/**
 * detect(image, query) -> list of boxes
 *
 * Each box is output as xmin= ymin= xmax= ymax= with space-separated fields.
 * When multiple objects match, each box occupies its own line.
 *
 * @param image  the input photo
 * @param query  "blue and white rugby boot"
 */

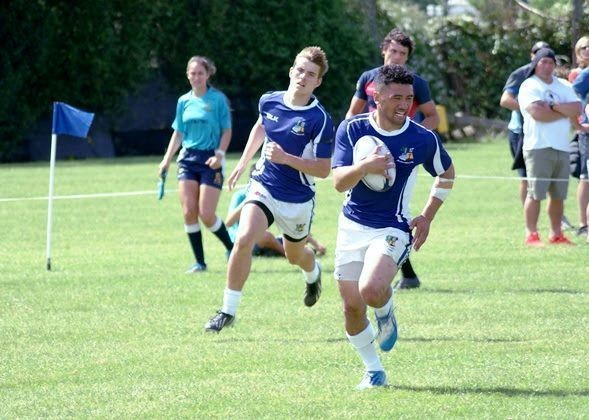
xmin=356 ymin=370 xmax=388 ymax=390
xmin=375 ymin=307 xmax=398 ymax=352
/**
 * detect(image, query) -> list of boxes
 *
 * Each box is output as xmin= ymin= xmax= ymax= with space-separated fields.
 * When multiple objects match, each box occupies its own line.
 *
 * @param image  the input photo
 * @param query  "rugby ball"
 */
xmin=353 ymin=135 xmax=395 ymax=192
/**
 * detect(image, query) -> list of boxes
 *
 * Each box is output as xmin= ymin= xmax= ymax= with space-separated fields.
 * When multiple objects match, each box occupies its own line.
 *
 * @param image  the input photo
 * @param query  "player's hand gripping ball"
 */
xmin=353 ymin=135 xmax=396 ymax=192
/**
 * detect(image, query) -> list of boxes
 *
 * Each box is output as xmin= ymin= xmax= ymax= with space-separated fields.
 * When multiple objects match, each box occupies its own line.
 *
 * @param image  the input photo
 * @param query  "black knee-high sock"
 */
xmin=212 ymin=222 xmax=234 ymax=251
xmin=187 ymin=231 xmax=205 ymax=265
xmin=400 ymin=258 xmax=417 ymax=278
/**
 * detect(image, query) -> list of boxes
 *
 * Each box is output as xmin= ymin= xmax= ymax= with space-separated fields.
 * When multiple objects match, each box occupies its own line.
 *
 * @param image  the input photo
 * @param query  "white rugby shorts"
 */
xmin=245 ymin=179 xmax=314 ymax=241
xmin=334 ymin=213 xmax=411 ymax=281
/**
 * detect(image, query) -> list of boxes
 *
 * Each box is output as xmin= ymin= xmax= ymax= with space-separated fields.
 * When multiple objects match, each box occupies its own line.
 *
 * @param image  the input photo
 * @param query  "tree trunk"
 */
xmin=572 ymin=0 xmax=584 ymax=66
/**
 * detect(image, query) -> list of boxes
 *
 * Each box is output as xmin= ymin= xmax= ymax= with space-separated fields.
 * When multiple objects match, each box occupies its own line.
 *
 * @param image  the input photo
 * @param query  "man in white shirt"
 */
xmin=518 ymin=48 xmax=581 ymax=246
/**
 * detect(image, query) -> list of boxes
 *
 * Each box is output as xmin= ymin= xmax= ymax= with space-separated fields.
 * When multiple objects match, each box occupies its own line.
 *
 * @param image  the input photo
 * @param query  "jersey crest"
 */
xmin=291 ymin=118 xmax=306 ymax=135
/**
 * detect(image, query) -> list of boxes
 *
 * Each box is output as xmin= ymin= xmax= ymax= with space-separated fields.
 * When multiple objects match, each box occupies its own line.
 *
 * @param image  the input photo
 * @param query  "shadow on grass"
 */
xmin=209 ymin=335 xmax=527 ymax=345
xmin=401 ymin=336 xmax=528 ymax=343
xmin=419 ymin=288 xmax=585 ymax=295
xmin=391 ymin=384 xmax=589 ymax=398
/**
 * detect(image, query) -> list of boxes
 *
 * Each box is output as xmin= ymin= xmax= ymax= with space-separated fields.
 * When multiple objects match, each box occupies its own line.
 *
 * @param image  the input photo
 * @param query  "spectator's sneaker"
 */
xmin=561 ymin=215 xmax=574 ymax=231
xmin=525 ymin=232 xmax=544 ymax=247
xmin=186 ymin=262 xmax=207 ymax=273
xmin=394 ymin=276 xmax=421 ymax=289
xmin=375 ymin=307 xmax=398 ymax=352
xmin=356 ymin=370 xmax=388 ymax=390
xmin=576 ymin=225 xmax=588 ymax=236
xmin=548 ymin=233 xmax=575 ymax=246
xmin=204 ymin=310 xmax=234 ymax=333
xmin=304 ymin=262 xmax=322 ymax=307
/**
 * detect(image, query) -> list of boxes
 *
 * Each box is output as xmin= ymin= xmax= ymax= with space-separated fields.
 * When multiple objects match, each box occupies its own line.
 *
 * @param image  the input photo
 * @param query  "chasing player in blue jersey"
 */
xmin=158 ymin=56 xmax=234 ymax=273
xmin=332 ymin=64 xmax=455 ymax=389
xmin=205 ymin=46 xmax=334 ymax=333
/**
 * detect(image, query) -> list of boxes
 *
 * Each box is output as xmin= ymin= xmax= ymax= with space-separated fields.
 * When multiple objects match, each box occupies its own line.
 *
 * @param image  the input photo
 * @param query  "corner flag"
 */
xmin=52 ymin=102 xmax=94 ymax=138
xmin=46 ymin=102 xmax=95 ymax=271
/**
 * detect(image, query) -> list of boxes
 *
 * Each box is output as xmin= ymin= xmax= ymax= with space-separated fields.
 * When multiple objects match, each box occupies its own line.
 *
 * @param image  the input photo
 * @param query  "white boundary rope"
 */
xmin=0 ymin=174 xmax=579 ymax=204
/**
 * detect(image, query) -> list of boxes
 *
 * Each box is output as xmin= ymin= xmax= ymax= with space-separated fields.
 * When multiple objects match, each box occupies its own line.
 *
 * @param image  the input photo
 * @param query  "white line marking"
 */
xmin=0 ymin=174 xmax=573 ymax=203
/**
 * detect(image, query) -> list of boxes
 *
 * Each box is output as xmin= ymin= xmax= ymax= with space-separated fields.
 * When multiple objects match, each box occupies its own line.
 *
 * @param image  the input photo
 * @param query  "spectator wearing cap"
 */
xmin=518 ymin=48 xmax=582 ymax=246
xmin=500 ymin=41 xmax=550 ymax=204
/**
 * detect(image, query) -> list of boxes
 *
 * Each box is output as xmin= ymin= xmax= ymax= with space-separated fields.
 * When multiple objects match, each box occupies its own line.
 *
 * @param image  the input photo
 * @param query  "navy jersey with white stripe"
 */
xmin=332 ymin=113 xmax=452 ymax=231
xmin=252 ymin=91 xmax=334 ymax=203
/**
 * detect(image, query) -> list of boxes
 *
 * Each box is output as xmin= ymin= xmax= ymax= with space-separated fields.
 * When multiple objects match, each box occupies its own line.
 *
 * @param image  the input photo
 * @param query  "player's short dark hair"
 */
xmin=380 ymin=28 xmax=414 ymax=57
xmin=375 ymin=64 xmax=414 ymax=88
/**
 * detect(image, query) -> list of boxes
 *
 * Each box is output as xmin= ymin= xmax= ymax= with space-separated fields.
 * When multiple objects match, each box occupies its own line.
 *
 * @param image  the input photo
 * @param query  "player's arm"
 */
xmin=333 ymin=146 xmax=393 ymax=192
xmin=158 ymin=130 xmax=182 ymax=176
xmin=551 ymin=101 xmax=582 ymax=119
xmin=526 ymin=101 xmax=578 ymax=122
xmin=345 ymin=96 xmax=367 ymax=119
xmin=499 ymin=90 xmax=519 ymax=111
xmin=417 ymin=100 xmax=440 ymax=130
xmin=227 ymin=118 xmax=265 ymax=190
xmin=206 ymin=128 xmax=232 ymax=169
xmin=410 ymin=163 xmax=455 ymax=251
xmin=265 ymin=143 xmax=331 ymax=178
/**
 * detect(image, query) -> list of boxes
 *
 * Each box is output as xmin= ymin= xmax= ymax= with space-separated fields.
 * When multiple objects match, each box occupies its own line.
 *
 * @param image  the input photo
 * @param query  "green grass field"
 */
xmin=1 ymin=139 xmax=588 ymax=418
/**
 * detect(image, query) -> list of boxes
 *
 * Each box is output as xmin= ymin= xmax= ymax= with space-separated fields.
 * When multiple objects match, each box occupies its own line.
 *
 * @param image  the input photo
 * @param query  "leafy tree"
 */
xmin=0 ymin=0 xmax=374 ymax=161
xmin=0 ymin=0 xmax=165 ymax=161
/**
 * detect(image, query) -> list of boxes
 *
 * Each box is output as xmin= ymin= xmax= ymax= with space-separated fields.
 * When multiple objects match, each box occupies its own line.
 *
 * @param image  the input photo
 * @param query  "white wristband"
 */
xmin=215 ymin=149 xmax=225 ymax=157
xmin=430 ymin=186 xmax=451 ymax=202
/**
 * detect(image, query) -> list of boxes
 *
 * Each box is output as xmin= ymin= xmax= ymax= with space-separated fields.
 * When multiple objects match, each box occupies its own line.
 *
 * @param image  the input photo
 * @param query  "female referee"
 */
xmin=158 ymin=56 xmax=233 ymax=273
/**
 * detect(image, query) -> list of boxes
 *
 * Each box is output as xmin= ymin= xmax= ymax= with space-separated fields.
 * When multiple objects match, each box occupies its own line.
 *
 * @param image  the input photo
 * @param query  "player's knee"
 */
xmin=182 ymin=205 xmax=198 ymax=221
xmin=358 ymin=284 xmax=384 ymax=307
xmin=199 ymin=212 xmax=216 ymax=227
xmin=234 ymin=234 xmax=256 ymax=252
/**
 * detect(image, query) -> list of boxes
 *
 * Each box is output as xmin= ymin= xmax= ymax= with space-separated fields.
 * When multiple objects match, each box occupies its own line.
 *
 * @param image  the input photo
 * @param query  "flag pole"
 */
xmin=46 ymin=133 xmax=57 ymax=271
xmin=46 ymin=102 xmax=94 ymax=270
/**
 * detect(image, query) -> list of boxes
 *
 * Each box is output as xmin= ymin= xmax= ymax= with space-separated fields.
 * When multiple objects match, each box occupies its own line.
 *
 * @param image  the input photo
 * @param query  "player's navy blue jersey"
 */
xmin=353 ymin=67 xmax=432 ymax=121
xmin=251 ymin=91 xmax=334 ymax=203
xmin=332 ymin=113 xmax=452 ymax=231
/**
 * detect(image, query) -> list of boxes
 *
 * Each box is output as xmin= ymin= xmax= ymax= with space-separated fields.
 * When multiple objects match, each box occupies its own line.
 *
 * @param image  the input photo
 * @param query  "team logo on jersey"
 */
xmin=204 ymin=102 xmax=212 ymax=112
xmin=385 ymin=235 xmax=398 ymax=248
xmin=398 ymin=147 xmax=414 ymax=162
xmin=265 ymin=112 xmax=279 ymax=122
xmin=295 ymin=223 xmax=306 ymax=233
xmin=291 ymin=118 xmax=306 ymax=135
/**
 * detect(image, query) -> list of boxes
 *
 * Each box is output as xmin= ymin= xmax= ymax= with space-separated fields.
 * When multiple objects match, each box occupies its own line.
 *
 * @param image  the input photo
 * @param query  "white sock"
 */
xmin=221 ymin=288 xmax=242 ymax=316
xmin=208 ymin=216 xmax=222 ymax=232
xmin=303 ymin=260 xmax=320 ymax=284
xmin=184 ymin=223 xmax=200 ymax=233
xmin=347 ymin=323 xmax=382 ymax=372
xmin=373 ymin=294 xmax=393 ymax=319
